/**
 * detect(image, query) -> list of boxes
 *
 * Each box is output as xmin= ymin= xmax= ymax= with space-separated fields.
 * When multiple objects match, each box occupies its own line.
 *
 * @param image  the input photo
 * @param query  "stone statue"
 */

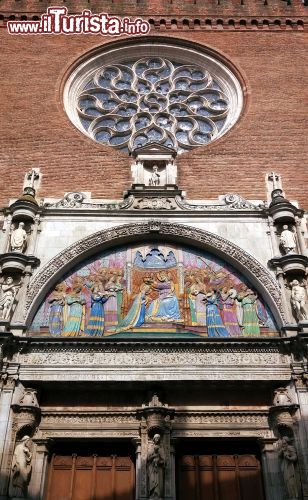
xmin=0 ymin=276 xmax=19 ymax=320
xmin=273 ymin=387 xmax=293 ymax=406
xmin=25 ymin=168 xmax=40 ymax=190
xmin=19 ymin=388 xmax=39 ymax=407
xmin=278 ymin=436 xmax=299 ymax=499
xmin=12 ymin=436 xmax=33 ymax=492
xmin=290 ymin=280 xmax=307 ymax=321
xmin=10 ymin=222 xmax=27 ymax=253
xmin=147 ymin=434 xmax=165 ymax=500
xmin=149 ymin=165 xmax=160 ymax=186
xmin=280 ymin=225 xmax=297 ymax=254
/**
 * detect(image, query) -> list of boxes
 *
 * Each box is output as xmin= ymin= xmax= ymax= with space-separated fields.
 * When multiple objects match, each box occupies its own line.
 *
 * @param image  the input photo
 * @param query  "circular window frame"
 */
xmin=63 ymin=40 xmax=244 ymax=154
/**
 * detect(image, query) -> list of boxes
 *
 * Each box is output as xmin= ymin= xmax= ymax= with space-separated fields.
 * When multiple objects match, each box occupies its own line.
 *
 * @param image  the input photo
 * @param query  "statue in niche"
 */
xmin=0 ymin=276 xmax=20 ymax=320
xmin=273 ymin=387 xmax=293 ymax=406
xmin=278 ymin=436 xmax=299 ymax=499
xmin=280 ymin=225 xmax=297 ymax=254
xmin=147 ymin=434 xmax=165 ymax=500
xmin=290 ymin=280 xmax=307 ymax=321
xmin=149 ymin=165 xmax=161 ymax=186
xmin=10 ymin=222 xmax=27 ymax=253
xmin=12 ymin=436 xmax=33 ymax=493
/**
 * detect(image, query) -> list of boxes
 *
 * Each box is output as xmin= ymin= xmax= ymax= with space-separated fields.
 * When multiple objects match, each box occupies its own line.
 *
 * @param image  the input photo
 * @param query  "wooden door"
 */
xmin=46 ymin=453 xmax=135 ymax=500
xmin=178 ymin=454 xmax=264 ymax=500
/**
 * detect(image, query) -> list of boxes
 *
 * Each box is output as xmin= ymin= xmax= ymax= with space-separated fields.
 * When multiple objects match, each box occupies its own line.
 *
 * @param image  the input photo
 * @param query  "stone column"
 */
xmin=276 ymin=268 xmax=293 ymax=325
xmin=132 ymin=438 xmax=142 ymax=500
xmin=169 ymin=440 xmax=176 ymax=500
xmin=268 ymin=216 xmax=280 ymax=256
xmin=259 ymin=438 xmax=285 ymax=500
xmin=0 ymin=214 xmax=12 ymax=254
xmin=27 ymin=214 xmax=40 ymax=255
xmin=295 ymin=216 xmax=307 ymax=256
xmin=137 ymin=394 xmax=175 ymax=500
xmin=28 ymin=439 xmax=51 ymax=500
xmin=0 ymin=375 xmax=18 ymax=500
xmin=294 ymin=380 xmax=308 ymax=499
xmin=139 ymin=419 xmax=148 ymax=500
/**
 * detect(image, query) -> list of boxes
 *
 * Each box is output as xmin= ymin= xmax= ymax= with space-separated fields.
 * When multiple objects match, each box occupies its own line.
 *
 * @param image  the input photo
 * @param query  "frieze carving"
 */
xmin=24 ymin=222 xmax=284 ymax=323
xmin=20 ymin=349 xmax=288 ymax=367
xmin=42 ymin=412 xmax=137 ymax=425
xmin=172 ymin=429 xmax=273 ymax=438
xmin=174 ymin=412 xmax=268 ymax=425
xmin=134 ymin=197 xmax=177 ymax=210
xmin=39 ymin=430 xmax=138 ymax=439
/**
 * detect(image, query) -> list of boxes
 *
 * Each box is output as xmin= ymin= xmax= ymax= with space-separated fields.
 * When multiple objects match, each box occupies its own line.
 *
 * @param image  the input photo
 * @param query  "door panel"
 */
xmin=46 ymin=453 xmax=135 ymax=500
xmin=178 ymin=453 xmax=264 ymax=500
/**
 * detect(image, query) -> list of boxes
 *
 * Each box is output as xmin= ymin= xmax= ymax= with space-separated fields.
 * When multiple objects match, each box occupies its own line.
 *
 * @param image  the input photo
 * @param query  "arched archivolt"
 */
xmin=25 ymin=222 xmax=284 ymax=327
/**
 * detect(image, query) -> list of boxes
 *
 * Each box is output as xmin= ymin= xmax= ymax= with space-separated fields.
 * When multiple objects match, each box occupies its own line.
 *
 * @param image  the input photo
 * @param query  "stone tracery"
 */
xmin=76 ymin=57 xmax=231 ymax=153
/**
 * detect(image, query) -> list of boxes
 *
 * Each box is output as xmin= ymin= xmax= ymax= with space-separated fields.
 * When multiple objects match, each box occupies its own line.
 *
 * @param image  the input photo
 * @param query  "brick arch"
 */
xmin=25 ymin=222 xmax=284 ymax=327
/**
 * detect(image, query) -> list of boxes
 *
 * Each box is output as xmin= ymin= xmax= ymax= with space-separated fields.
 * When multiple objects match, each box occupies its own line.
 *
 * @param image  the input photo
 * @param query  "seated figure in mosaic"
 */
xmin=48 ymin=283 xmax=67 ymax=335
xmin=62 ymin=281 xmax=86 ymax=336
xmin=146 ymin=271 xmax=181 ymax=322
xmin=204 ymin=289 xmax=229 ymax=337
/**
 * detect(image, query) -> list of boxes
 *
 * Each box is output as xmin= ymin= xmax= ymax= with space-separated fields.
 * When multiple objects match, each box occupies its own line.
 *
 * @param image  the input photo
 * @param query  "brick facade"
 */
xmin=0 ymin=0 xmax=307 ymax=207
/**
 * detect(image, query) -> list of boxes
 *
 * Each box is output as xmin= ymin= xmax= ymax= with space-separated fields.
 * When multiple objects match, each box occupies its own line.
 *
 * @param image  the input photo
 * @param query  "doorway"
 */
xmin=176 ymin=439 xmax=265 ymax=500
xmin=45 ymin=441 xmax=135 ymax=500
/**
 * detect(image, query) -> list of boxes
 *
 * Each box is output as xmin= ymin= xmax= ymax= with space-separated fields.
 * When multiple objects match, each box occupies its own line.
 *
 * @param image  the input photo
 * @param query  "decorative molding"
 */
xmin=42 ymin=412 xmax=138 ymax=425
xmin=44 ymin=192 xmax=135 ymax=210
xmin=172 ymin=429 xmax=273 ymax=438
xmin=24 ymin=222 xmax=284 ymax=324
xmin=19 ymin=349 xmax=288 ymax=367
xmin=175 ymin=193 xmax=262 ymax=211
xmin=134 ymin=197 xmax=177 ymax=210
xmin=39 ymin=430 xmax=138 ymax=439
xmin=174 ymin=411 xmax=269 ymax=425
xmin=42 ymin=192 xmax=264 ymax=212
xmin=0 ymin=16 xmax=306 ymax=32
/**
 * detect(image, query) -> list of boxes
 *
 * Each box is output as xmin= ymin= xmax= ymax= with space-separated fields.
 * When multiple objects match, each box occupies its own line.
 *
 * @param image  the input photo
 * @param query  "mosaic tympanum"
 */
xmin=30 ymin=244 xmax=278 ymax=338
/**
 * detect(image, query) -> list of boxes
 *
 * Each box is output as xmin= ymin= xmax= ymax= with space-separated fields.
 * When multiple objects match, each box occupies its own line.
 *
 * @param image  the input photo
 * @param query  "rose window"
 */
xmin=64 ymin=44 xmax=243 ymax=154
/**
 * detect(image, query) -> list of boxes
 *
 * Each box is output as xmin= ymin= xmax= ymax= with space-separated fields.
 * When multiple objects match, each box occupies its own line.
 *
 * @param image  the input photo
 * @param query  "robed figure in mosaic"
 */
xmin=62 ymin=282 xmax=86 ymax=336
xmin=48 ymin=283 xmax=66 ymax=335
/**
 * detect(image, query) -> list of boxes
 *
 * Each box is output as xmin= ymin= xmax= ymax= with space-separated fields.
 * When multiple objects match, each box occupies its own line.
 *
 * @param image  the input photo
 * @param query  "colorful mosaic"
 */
xmin=30 ymin=244 xmax=278 ymax=338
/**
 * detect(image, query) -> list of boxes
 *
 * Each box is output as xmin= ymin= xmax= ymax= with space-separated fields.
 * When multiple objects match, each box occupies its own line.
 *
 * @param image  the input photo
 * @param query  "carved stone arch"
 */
xmin=24 ymin=222 xmax=284 ymax=327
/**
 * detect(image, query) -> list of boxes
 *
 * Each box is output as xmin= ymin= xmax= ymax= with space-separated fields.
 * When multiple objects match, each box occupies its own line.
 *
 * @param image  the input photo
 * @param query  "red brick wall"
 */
xmin=0 ymin=2 xmax=307 ymax=208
